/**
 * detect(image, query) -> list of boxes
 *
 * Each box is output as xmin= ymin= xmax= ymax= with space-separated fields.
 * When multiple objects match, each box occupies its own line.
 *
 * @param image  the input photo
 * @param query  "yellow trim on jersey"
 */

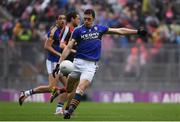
xmin=49 ymin=26 xmax=58 ymax=39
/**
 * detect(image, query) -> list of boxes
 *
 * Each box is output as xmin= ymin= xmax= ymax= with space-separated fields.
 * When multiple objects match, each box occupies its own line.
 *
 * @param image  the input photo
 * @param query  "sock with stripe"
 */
xmin=24 ymin=89 xmax=34 ymax=96
xmin=68 ymin=93 xmax=82 ymax=114
xmin=57 ymin=102 xmax=64 ymax=108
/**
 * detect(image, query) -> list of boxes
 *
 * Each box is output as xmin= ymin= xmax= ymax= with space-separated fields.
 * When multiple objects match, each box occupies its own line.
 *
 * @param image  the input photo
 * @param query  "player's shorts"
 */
xmin=69 ymin=58 xmax=98 ymax=83
xmin=46 ymin=59 xmax=58 ymax=74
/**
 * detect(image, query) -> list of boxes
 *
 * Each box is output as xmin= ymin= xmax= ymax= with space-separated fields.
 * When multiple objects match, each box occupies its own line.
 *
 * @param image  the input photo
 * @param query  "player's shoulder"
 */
xmin=50 ymin=25 xmax=59 ymax=33
xmin=52 ymin=25 xmax=59 ymax=31
xmin=94 ymin=24 xmax=109 ymax=33
xmin=63 ymin=25 xmax=70 ymax=32
xmin=95 ymin=24 xmax=108 ymax=29
xmin=73 ymin=25 xmax=83 ymax=33
xmin=47 ymin=25 xmax=59 ymax=38
xmin=74 ymin=25 xmax=83 ymax=30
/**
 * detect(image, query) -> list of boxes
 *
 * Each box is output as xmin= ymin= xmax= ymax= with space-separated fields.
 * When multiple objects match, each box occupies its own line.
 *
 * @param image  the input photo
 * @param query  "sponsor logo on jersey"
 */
xmin=81 ymin=32 xmax=100 ymax=40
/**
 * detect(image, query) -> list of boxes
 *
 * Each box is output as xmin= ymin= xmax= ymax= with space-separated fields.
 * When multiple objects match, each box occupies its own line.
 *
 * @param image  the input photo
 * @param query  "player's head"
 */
xmin=83 ymin=9 xmax=95 ymax=27
xmin=56 ymin=14 xmax=66 ymax=28
xmin=66 ymin=11 xmax=80 ymax=27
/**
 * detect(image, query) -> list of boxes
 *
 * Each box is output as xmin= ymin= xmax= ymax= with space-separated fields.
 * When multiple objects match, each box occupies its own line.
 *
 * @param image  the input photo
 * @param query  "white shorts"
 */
xmin=46 ymin=59 xmax=58 ymax=74
xmin=71 ymin=58 xmax=98 ymax=82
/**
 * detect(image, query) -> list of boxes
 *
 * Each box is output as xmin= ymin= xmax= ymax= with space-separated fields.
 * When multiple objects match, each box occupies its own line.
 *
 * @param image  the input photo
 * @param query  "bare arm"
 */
xmin=60 ymin=42 xmax=76 ymax=53
xmin=58 ymin=38 xmax=76 ymax=63
xmin=106 ymin=28 xmax=138 ymax=35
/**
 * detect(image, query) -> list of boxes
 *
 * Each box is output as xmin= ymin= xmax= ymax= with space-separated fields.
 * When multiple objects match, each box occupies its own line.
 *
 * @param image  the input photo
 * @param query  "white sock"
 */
xmin=24 ymin=89 xmax=33 ymax=96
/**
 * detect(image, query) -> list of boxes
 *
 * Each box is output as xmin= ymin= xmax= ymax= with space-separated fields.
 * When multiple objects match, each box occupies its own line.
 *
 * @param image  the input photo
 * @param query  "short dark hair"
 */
xmin=84 ymin=9 xmax=95 ymax=18
xmin=66 ymin=11 xmax=78 ymax=22
xmin=55 ymin=12 xmax=65 ymax=20
xmin=55 ymin=15 xmax=60 ymax=20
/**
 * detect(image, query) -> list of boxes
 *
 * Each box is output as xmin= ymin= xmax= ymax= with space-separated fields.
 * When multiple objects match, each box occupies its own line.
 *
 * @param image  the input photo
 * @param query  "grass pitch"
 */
xmin=0 ymin=101 xmax=180 ymax=121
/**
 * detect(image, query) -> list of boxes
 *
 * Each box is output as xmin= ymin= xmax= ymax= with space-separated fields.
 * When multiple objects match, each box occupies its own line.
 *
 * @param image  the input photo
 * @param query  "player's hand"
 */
xmin=137 ymin=28 xmax=147 ymax=36
xmin=52 ymin=64 xmax=60 ymax=78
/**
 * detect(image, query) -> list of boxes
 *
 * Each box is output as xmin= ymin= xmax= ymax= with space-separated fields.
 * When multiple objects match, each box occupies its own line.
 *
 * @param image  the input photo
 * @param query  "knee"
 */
xmin=48 ymin=85 xmax=54 ymax=91
xmin=76 ymin=80 xmax=90 ymax=95
xmin=76 ymin=84 xmax=86 ymax=95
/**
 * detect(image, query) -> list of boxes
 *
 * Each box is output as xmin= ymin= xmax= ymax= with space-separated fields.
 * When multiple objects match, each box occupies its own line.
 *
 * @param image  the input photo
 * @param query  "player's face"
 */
xmin=57 ymin=15 xmax=66 ymax=27
xmin=73 ymin=15 xmax=80 ymax=27
xmin=84 ymin=14 xmax=94 ymax=27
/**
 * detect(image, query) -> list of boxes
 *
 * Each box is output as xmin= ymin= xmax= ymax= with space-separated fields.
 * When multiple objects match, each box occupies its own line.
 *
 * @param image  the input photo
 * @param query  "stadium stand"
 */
xmin=0 ymin=0 xmax=180 ymax=94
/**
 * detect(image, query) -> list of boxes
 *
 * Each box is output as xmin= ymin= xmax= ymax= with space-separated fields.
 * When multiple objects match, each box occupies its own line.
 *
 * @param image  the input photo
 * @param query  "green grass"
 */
xmin=0 ymin=101 xmax=180 ymax=121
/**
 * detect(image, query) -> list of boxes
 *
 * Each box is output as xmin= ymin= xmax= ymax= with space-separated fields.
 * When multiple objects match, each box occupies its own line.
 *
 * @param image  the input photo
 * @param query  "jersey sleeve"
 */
xmin=47 ymin=27 xmax=57 ymax=39
xmin=47 ymin=31 xmax=51 ymax=38
xmin=71 ymin=27 xmax=80 ymax=41
xmin=99 ymin=25 xmax=109 ymax=34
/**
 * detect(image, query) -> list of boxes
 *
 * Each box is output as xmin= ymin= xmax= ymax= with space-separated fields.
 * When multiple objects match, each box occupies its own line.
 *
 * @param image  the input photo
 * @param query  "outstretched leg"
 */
xmin=19 ymin=74 xmax=62 ymax=106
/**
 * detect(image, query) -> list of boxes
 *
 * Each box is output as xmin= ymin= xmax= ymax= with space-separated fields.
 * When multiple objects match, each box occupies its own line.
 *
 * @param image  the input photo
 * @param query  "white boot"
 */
xmin=54 ymin=107 xmax=64 ymax=115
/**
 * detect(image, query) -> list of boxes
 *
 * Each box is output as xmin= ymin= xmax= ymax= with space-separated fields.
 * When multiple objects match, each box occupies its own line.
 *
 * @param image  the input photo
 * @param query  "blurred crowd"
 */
xmin=0 ymin=0 xmax=180 ymax=46
xmin=0 ymin=0 xmax=180 ymax=83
